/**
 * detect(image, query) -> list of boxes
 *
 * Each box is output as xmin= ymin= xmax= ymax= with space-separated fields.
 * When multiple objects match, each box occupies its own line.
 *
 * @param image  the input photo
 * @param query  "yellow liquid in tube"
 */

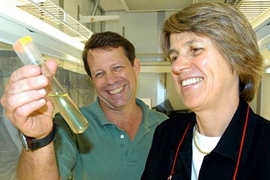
xmin=48 ymin=93 xmax=88 ymax=133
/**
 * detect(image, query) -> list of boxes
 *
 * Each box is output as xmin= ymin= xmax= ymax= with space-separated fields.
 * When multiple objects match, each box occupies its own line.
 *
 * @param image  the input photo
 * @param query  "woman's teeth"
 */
xmin=181 ymin=77 xmax=203 ymax=87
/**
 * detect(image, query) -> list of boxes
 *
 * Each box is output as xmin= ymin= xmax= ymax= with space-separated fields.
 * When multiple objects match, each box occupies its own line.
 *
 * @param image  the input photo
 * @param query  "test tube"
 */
xmin=13 ymin=36 xmax=89 ymax=134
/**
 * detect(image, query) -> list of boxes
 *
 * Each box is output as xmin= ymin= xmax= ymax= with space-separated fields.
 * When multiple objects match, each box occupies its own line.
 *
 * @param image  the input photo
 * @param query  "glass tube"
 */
xmin=13 ymin=36 xmax=89 ymax=134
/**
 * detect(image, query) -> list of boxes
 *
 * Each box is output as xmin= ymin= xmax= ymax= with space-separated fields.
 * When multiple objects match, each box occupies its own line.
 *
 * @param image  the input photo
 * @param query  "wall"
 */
xmin=62 ymin=0 xmax=102 ymax=32
xmin=260 ymin=75 xmax=270 ymax=119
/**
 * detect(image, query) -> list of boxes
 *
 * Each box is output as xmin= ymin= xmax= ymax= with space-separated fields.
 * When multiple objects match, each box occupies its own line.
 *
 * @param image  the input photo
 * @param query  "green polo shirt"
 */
xmin=54 ymin=98 xmax=168 ymax=180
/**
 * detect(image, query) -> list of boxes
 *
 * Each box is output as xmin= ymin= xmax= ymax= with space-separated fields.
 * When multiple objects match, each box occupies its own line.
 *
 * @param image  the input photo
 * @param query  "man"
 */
xmin=1 ymin=31 xmax=168 ymax=180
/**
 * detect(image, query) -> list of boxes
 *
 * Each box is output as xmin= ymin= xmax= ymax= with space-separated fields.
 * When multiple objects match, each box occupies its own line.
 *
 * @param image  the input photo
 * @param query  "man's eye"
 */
xmin=113 ymin=66 xmax=123 ymax=71
xmin=95 ymin=72 xmax=104 ymax=78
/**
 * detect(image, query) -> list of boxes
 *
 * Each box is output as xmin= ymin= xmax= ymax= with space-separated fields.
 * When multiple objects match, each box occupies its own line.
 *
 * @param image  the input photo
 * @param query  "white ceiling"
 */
xmin=99 ymin=0 xmax=270 ymax=27
xmin=100 ymin=0 xmax=225 ymax=12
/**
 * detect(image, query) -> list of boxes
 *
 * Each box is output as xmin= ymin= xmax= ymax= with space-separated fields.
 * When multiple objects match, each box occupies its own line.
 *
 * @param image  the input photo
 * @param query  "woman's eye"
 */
xmin=191 ymin=48 xmax=203 ymax=55
xmin=170 ymin=56 xmax=178 ymax=63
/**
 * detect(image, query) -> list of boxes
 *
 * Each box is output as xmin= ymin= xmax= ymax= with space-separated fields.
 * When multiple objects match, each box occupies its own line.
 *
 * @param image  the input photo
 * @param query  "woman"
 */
xmin=141 ymin=3 xmax=270 ymax=180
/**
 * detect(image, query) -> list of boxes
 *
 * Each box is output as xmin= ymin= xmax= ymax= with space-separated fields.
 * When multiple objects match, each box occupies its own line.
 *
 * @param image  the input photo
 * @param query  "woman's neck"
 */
xmin=194 ymin=98 xmax=239 ymax=137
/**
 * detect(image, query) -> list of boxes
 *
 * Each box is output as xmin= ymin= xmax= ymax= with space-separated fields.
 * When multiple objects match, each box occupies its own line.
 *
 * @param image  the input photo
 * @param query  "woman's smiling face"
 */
xmin=169 ymin=32 xmax=239 ymax=112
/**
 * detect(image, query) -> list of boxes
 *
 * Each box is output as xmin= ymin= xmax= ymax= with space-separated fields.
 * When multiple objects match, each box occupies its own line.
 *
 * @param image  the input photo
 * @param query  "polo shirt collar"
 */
xmin=92 ymin=98 xmax=151 ymax=127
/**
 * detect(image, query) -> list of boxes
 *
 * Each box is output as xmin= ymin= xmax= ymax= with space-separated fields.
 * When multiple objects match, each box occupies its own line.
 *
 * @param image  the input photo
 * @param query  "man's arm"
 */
xmin=17 ymin=143 xmax=60 ymax=180
xmin=1 ymin=60 xmax=62 ymax=180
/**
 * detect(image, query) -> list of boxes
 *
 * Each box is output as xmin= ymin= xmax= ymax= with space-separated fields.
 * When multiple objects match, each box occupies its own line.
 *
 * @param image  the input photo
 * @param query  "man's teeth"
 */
xmin=181 ymin=77 xmax=203 ymax=87
xmin=109 ymin=86 xmax=124 ymax=94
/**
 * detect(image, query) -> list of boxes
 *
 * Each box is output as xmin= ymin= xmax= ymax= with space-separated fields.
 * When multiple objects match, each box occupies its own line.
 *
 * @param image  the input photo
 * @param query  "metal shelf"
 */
xmin=17 ymin=0 xmax=92 ymax=42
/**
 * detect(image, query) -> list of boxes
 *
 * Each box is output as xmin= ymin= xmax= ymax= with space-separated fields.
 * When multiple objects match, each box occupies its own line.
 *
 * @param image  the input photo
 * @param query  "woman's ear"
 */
xmin=133 ymin=58 xmax=141 ymax=76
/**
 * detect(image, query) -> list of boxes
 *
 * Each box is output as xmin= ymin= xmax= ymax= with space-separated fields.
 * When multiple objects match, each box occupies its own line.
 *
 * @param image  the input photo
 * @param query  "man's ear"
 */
xmin=89 ymin=76 xmax=95 ymax=87
xmin=133 ymin=58 xmax=141 ymax=76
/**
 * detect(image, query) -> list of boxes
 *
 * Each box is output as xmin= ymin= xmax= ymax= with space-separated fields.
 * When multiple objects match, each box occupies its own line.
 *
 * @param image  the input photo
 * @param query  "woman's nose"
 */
xmin=171 ymin=55 xmax=191 ymax=74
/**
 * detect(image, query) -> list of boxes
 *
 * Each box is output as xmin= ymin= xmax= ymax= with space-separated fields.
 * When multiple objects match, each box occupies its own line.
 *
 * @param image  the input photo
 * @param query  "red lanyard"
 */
xmin=167 ymin=122 xmax=191 ymax=180
xmin=167 ymin=106 xmax=250 ymax=180
xmin=233 ymin=106 xmax=249 ymax=180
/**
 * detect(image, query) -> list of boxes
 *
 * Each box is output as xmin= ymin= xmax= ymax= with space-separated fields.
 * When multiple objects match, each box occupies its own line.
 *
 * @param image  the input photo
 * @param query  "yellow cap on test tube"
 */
xmin=13 ymin=36 xmax=45 ymax=66
xmin=18 ymin=36 xmax=32 ymax=46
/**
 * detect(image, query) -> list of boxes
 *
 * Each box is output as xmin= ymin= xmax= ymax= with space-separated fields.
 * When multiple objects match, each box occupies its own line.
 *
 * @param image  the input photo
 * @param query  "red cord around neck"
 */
xmin=233 ymin=106 xmax=250 ymax=180
xmin=168 ymin=105 xmax=250 ymax=180
xmin=167 ymin=122 xmax=191 ymax=180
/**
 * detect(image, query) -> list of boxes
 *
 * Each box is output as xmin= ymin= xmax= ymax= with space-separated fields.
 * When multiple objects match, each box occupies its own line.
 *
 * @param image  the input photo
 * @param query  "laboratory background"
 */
xmin=0 ymin=0 xmax=270 ymax=179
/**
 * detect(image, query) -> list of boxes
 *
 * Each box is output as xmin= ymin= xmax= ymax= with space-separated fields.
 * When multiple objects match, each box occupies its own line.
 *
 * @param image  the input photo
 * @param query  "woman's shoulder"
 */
xmin=254 ymin=114 xmax=270 ymax=135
